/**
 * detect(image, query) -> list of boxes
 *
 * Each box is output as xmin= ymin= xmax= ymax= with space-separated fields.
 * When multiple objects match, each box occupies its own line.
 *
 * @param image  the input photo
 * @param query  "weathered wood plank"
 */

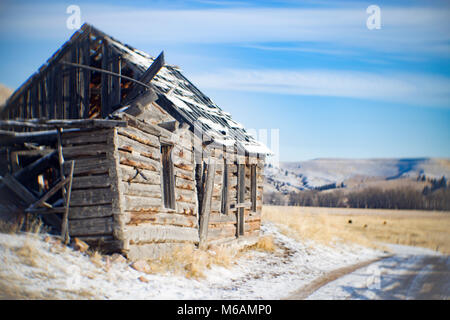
xmin=0 ymin=119 xmax=126 ymax=130
xmin=127 ymin=212 xmax=197 ymax=228
xmin=237 ymin=163 xmax=245 ymax=237
xmin=81 ymin=35 xmax=91 ymax=118
xmin=119 ymin=150 xmax=160 ymax=172
xmin=64 ymin=158 xmax=110 ymax=176
xmin=1 ymin=174 xmax=37 ymax=205
xmin=70 ymin=188 xmax=113 ymax=206
xmin=176 ymin=201 xmax=196 ymax=215
xmin=173 ymin=166 xmax=194 ymax=181
xmin=120 ymin=166 xmax=161 ymax=185
xmin=68 ymin=204 xmax=114 ymax=219
xmin=62 ymin=129 xmax=111 ymax=145
xmin=117 ymin=125 xmax=160 ymax=149
xmin=175 ymin=188 xmax=196 ymax=204
xmin=69 ymin=216 xmax=114 ymax=236
xmin=101 ymin=42 xmax=111 ymax=118
xmin=207 ymin=225 xmax=237 ymax=241
xmin=123 ymin=195 xmax=161 ymax=212
xmin=122 ymin=182 xmax=162 ymax=198
xmin=71 ymin=174 xmax=111 ymax=189
xmin=175 ymin=176 xmax=195 ymax=191
xmin=117 ymin=134 xmax=160 ymax=160
xmin=209 ymin=213 xmax=236 ymax=224
xmin=199 ymin=159 xmax=216 ymax=247
xmin=63 ymin=143 xmax=112 ymax=159
xmin=125 ymin=224 xmax=199 ymax=244
xmin=111 ymin=53 xmax=121 ymax=108
xmin=126 ymin=243 xmax=194 ymax=261
xmin=124 ymin=51 xmax=165 ymax=103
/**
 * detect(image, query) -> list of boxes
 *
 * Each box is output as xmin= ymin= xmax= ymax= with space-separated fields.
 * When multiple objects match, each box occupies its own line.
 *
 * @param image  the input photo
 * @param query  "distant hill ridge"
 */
xmin=265 ymin=158 xmax=450 ymax=194
xmin=0 ymin=84 xmax=13 ymax=110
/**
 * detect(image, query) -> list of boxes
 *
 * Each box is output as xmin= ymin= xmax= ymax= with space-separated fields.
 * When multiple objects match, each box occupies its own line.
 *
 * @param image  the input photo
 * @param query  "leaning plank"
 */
xmin=123 ymin=51 xmax=165 ymax=103
xmin=13 ymin=151 xmax=58 ymax=183
xmin=1 ymin=174 xmax=37 ymax=205
xmin=0 ymin=119 xmax=126 ymax=129
xmin=27 ymin=177 xmax=70 ymax=211
xmin=25 ymin=207 xmax=66 ymax=214
xmin=199 ymin=159 xmax=216 ymax=247
xmin=61 ymin=160 xmax=74 ymax=244
xmin=0 ymin=129 xmax=58 ymax=146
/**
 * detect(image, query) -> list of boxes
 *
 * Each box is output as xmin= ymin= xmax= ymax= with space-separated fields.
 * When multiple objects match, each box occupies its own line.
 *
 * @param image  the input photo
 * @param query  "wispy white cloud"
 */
xmin=189 ymin=69 xmax=450 ymax=107
xmin=241 ymin=44 xmax=357 ymax=56
xmin=1 ymin=4 xmax=449 ymax=55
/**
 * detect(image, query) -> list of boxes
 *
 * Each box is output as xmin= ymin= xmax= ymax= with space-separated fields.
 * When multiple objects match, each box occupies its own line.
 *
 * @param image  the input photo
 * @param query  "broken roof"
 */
xmin=3 ymin=24 xmax=271 ymax=155
xmin=99 ymin=27 xmax=270 ymax=156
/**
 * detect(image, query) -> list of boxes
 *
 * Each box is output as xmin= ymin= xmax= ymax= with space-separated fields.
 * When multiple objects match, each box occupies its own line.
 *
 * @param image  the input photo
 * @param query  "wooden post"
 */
xmin=198 ymin=158 xmax=216 ymax=248
xmin=251 ymin=164 xmax=257 ymax=212
xmin=101 ymin=42 xmax=111 ymax=118
xmin=61 ymin=160 xmax=74 ymax=244
xmin=56 ymin=127 xmax=68 ymax=242
xmin=237 ymin=163 xmax=245 ymax=237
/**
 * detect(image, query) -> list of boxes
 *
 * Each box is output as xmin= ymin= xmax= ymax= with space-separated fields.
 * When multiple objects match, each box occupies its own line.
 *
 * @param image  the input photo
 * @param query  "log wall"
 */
xmin=205 ymin=148 xmax=264 ymax=245
xmin=62 ymin=127 xmax=121 ymax=251
xmin=116 ymin=113 xmax=200 ymax=260
xmin=59 ymin=104 xmax=264 ymax=258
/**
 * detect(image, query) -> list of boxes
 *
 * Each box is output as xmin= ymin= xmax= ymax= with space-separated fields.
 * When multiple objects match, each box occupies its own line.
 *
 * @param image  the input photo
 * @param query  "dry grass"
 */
xmin=0 ymin=214 xmax=48 ymax=235
xmin=248 ymin=235 xmax=276 ymax=253
xmin=262 ymin=206 xmax=450 ymax=254
xmin=142 ymin=244 xmax=238 ymax=279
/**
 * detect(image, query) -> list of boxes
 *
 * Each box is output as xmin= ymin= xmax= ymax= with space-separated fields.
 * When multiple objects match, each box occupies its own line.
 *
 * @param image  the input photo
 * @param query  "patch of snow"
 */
xmin=0 ymin=223 xmax=384 ymax=300
xmin=165 ymin=94 xmax=193 ymax=113
xmin=197 ymin=117 xmax=228 ymax=135
xmin=241 ymin=141 xmax=273 ymax=156
xmin=307 ymin=244 xmax=448 ymax=300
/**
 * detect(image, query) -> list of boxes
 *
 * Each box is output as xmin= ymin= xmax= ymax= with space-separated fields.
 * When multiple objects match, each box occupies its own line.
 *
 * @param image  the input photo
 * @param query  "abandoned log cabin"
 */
xmin=0 ymin=23 xmax=270 ymax=259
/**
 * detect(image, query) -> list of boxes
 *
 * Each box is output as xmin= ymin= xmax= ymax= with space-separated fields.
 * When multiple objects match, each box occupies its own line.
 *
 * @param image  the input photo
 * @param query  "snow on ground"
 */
xmin=0 ymin=223 xmax=384 ymax=300
xmin=308 ymin=244 xmax=450 ymax=300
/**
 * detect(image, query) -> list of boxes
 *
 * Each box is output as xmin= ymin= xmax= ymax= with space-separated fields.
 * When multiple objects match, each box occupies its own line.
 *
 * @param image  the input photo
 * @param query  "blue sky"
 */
xmin=0 ymin=0 xmax=449 ymax=161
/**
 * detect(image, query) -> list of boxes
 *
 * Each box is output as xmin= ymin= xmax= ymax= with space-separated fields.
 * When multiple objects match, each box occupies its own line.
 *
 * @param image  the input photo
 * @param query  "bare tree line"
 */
xmin=264 ymin=177 xmax=450 ymax=211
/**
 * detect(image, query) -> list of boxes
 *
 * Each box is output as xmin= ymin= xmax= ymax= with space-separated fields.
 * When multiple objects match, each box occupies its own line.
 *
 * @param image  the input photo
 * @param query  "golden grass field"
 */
xmin=262 ymin=206 xmax=450 ymax=254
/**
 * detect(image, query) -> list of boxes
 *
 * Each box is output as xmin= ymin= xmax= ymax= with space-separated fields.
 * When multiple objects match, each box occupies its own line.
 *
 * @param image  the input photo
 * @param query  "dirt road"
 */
xmin=292 ymin=245 xmax=450 ymax=300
